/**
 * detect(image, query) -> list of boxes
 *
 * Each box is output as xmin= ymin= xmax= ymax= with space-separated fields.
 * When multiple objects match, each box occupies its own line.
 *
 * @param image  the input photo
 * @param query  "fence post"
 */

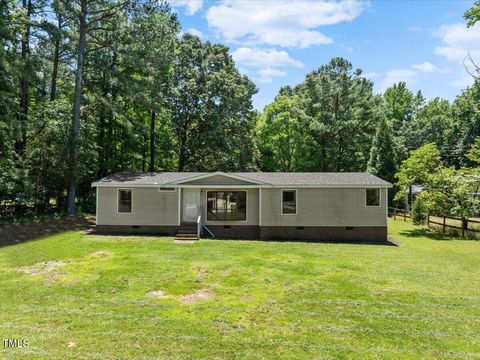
xmin=462 ymin=217 xmax=467 ymax=239
xmin=394 ymin=209 xmax=396 ymax=220
xmin=404 ymin=210 xmax=406 ymax=222
xmin=427 ymin=214 xmax=430 ymax=227
xmin=442 ymin=216 xmax=446 ymax=233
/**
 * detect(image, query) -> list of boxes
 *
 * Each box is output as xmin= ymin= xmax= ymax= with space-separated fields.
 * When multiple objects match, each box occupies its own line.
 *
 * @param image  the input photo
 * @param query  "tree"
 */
xmin=62 ymin=0 xmax=127 ymax=215
xmin=168 ymin=34 xmax=257 ymax=171
xmin=466 ymin=136 xmax=480 ymax=164
xmin=367 ymin=117 xmax=396 ymax=183
xmin=418 ymin=167 xmax=480 ymax=221
xmin=296 ymin=57 xmax=378 ymax=171
xmin=0 ymin=0 xmax=18 ymax=205
xmin=464 ymin=2 xmax=480 ymax=77
xmin=255 ymin=95 xmax=316 ymax=171
xmin=124 ymin=1 xmax=179 ymax=172
xmin=454 ymin=80 xmax=480 ymax=166
xmin=383 ymin=82 xmax=423 ymax=135
xmin=465 ymin=0 xmax=480 ymax=26
xmin=394 ymin=143 xmax=442 ymax=202
xmin=383 ymin=82 xmax=424 ymax=161
xmin=407 ymin=97 xmax=458 ymax=165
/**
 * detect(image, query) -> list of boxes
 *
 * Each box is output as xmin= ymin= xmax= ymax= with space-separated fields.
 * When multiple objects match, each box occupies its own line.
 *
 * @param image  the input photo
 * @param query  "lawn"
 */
xmin=1 ymin=219 xmax=480 ymax=359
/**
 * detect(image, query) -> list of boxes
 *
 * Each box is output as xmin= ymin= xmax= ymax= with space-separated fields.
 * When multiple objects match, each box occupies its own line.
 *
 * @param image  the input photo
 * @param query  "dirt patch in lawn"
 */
xmin=18 ymin=261 xmax=66 ymax=280
xmin=179 ymin=289 xmax=214 ymax=304
xmin=146 ymin=290 xmax=170 ymax=299
xmin=91 ymin=250 xmax=112 ymax=258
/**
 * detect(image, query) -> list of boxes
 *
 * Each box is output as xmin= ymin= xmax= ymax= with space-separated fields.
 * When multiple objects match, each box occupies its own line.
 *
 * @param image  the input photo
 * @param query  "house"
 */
xmin=91 ymin=171 xmax=392 ymax=242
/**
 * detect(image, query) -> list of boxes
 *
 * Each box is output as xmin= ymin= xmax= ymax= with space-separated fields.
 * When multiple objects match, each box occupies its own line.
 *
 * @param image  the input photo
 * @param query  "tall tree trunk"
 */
xmin=50 ymin=38 xmax=60 ymax=101
xmin=67 ymin=0 xmax=88 ymax=216
xmin=149 ymin=109 xmax=155 ymax=172
xmin=142 ymin=132 xmax=147 ymax=172
xmin=16 ymin=0 xmax=32 ymax=155
xmin=97 ymin=110 xmax=106 ymax=177
xmin=177 ymin=119 xmax=189 ymax=171
xmin=109 ymin=87 xmax=117 ymax=171
xmin=50 ymin=10 xmax=65 ymax=101
xmin=321 ymin=136 xmax=327 ymax=171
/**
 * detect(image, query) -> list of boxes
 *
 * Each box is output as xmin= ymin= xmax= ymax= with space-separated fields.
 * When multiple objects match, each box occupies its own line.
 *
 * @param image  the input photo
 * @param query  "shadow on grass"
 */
xmin=0 ymin=216 xmax=95 ymax=248
xmin=400 ymin=228 xmax=458 ymax=241
xmin=87 ymin=231 xmax=398 ymax=246
xmin=204 ymin=237 xmax=398 ymax=246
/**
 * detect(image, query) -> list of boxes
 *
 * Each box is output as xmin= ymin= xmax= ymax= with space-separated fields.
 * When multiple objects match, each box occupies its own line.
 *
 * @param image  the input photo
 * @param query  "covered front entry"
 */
xmin=183 ymin=188 xmax=200 ymax=222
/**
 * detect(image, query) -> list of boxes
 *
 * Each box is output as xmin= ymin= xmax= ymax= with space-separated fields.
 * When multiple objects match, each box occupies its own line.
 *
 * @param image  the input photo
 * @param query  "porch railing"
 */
xmin=197 ymin=213 xmax=202 ymax=239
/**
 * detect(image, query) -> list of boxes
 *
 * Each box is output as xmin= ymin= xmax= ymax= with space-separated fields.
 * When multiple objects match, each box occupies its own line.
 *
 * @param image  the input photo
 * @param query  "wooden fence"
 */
xmin=388 ymin=207 xmax=480 ymax=238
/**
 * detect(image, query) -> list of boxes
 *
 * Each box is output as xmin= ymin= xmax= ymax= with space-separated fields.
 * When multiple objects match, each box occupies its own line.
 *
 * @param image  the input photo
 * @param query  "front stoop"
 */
xmin=175 ymin=224 xmax=198 ymax=241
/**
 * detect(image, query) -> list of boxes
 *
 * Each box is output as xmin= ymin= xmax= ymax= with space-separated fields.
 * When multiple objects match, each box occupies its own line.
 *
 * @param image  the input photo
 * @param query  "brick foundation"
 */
xmin=259 ymin=226 xmax=388 ymax=243
xmin=95 ymin=225 xmax=178 ymax=235
xmin=95 ymin=224 xmax=388 ymax=243
xmin=204 ymin=225 xmax=260 ymax=239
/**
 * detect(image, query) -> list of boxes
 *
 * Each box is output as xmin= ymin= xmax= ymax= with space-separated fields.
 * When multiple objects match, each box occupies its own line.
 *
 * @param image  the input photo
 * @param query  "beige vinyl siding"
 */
xmin=201 ymin=188 xmax=259 ymax=225
xmin=96 ymin=187 xmax=178 ymax=226
xmin=261 ymin=188 xmax=387 ymax=227
xmin=182 ymin=175 xmax=256 ymax=186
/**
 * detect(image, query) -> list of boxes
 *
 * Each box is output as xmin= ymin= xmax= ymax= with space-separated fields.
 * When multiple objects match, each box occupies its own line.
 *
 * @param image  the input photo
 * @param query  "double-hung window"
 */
xmin=118 ymin=189 xmax=132 ymax=213
xmin=365 ymin=188 xmax=380 ymax=207
xmin=282 ymin=190 xmax=297 ymax=215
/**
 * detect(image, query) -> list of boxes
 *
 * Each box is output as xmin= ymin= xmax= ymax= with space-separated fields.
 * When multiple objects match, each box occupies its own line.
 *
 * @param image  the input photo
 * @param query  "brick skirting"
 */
xmin=95 ymin=225 xmax=178 ymax=235
xmin=95 ymin=224 xmax=388 ymax=243
xmin=260 ymin=226 xmax=388 ymax=243
xmin=205 ymin=225 xmax=260 ymax=239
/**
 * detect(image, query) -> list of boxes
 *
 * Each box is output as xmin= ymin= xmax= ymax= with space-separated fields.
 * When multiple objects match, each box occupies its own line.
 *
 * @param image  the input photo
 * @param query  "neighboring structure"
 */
xmin=92 ymin=172 xmax=392 ymax=242
xmin=404 ymin=184 xmax=423 ymax=209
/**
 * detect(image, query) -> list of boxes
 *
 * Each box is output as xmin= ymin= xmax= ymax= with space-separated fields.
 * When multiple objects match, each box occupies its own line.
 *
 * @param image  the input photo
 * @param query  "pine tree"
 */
xmin=367 ymin=117 xmax=397 ymax=183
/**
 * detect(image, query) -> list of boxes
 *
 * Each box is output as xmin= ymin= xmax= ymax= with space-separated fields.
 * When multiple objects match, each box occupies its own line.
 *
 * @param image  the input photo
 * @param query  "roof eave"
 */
xmin=92 ymin=183 xmax=392 ymax=188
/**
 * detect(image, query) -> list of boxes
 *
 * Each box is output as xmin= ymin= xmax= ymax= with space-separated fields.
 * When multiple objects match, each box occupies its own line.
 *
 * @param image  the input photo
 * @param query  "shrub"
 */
xmin=411 ymin=197 xmax=427 ymax=225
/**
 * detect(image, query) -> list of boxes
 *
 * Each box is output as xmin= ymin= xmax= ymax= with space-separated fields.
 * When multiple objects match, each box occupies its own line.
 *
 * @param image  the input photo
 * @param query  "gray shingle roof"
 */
xmin=92 ymin=172 xmax=392 ymax=187
xmin=231 ymin=172 xmax=392 ymax=186
xmin=91 ymin=172 xmax=207 ymax=185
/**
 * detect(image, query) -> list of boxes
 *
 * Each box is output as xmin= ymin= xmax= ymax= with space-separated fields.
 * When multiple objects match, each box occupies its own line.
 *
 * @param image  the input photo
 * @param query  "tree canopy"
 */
xmin=1 ymin=1 xmax=480 ymax=219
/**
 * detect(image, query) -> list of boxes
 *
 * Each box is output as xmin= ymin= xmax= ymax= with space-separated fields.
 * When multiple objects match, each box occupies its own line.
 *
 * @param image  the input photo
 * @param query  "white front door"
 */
xmin=183 ymin=189 xmax=200 ymax=222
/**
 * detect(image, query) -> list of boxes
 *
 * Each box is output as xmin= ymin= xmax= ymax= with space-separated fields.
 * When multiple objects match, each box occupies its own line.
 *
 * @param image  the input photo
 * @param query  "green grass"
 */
xmin=1 ymin=219 xmax=480 ymax=359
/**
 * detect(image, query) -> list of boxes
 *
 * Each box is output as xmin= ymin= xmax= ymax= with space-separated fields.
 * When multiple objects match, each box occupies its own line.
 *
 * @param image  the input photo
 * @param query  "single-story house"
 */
xmin=91 ymin=171 xmax=392 ymax=242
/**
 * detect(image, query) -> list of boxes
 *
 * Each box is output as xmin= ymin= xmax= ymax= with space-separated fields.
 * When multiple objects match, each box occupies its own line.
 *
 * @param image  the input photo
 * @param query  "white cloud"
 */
xmin=434 ymin=23 xmax=480 ymax=62
xmin=412 ymin=61 xmax=438 ymax=73
xmin=232 ymin=47 xmax=304 ymax=68
xmin=450 ymin=75 xmax=474 ymax=89
xmin=171 ymin=0 xmax=203 ymax=15
xmin=206 ymin=0 xmax=366 ymax=48
xmin=185 ymin=28 xmax=203 ymax=38
xmin=363 ymin=72 xmax=379 ymax=79
xmin=379 ymin=61 xmax=443 ymax=90
xmin=257 ymin=68 xmax=288 ymax=83
xmin=380 ymin=69 xmax=419 ymax=90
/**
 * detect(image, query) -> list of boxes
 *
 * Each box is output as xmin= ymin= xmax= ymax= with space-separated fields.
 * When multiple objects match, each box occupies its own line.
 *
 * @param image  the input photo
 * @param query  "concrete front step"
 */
xmin=177 ymin=228 xmax=196 ymax=233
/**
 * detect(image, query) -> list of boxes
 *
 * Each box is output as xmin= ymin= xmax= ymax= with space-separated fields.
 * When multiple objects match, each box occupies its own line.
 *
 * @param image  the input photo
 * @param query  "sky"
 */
xmin=170 ymin=0 xmax=478 ymax=110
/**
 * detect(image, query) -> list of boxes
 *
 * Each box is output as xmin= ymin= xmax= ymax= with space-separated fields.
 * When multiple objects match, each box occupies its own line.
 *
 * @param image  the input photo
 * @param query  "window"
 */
xmin=282 ymin=190 xmax=297 ymax=214
xmin=207 ymin=191 xmax=246 ymax=221
xmin=366 ymin=188 xmax=380 ymax=206
xmin=118 ymin=189 xmax=132 ymax=213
